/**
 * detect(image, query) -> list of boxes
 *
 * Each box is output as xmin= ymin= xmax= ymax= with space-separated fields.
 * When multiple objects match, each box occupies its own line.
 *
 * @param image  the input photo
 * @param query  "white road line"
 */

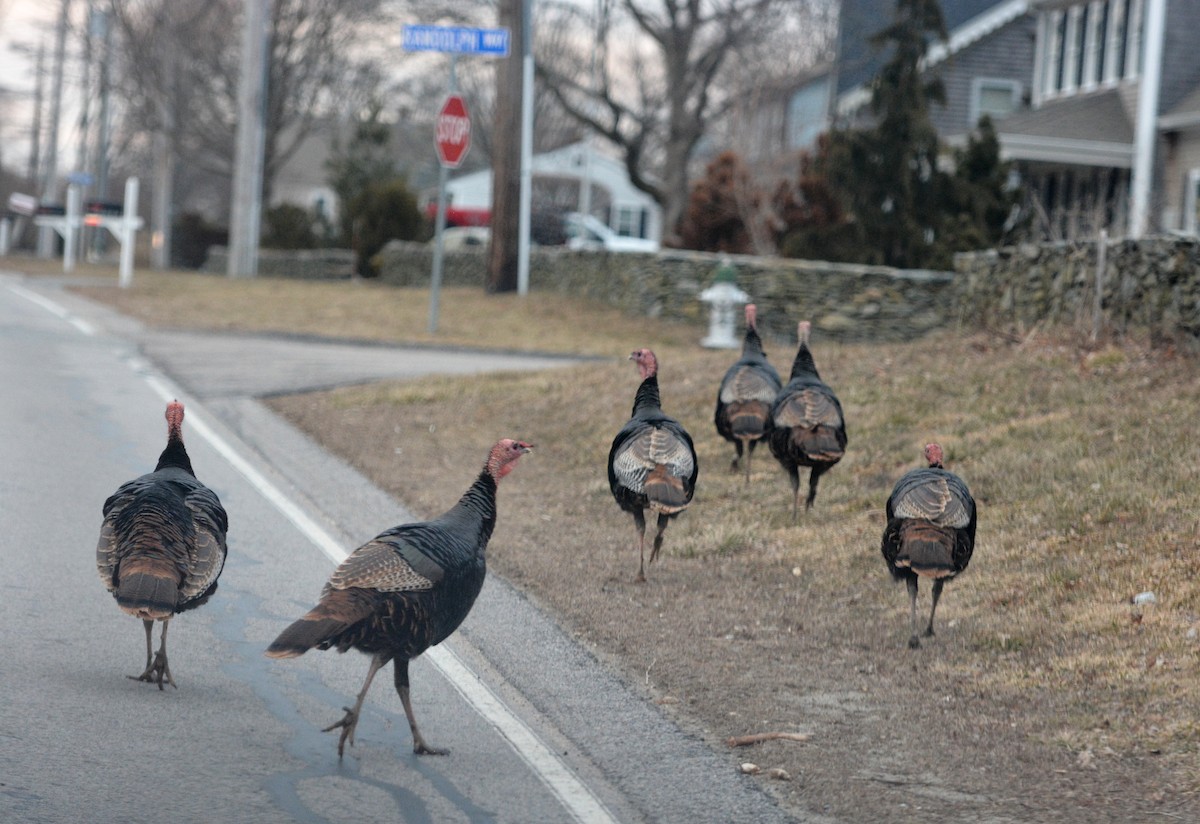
xmin=13 ymin=283 xmax=620 ymax=824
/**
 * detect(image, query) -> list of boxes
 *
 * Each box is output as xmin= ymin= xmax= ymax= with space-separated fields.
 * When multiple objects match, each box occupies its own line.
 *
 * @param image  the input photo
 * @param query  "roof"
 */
xmin=835 ymin=0 xmax=1031 ymax=114
xmin=994 ymin=89 xmax=1135 ymax=166
xmin=1160 ymin=83 xmax=1200 ymax=131
xmin=836 ymin=0 xmax=1028 ymax=95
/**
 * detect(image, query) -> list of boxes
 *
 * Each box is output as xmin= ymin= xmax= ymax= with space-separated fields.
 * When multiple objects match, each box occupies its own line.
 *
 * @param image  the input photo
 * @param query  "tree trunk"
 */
xmin=487 ymin=0 xmax=522 ymax=293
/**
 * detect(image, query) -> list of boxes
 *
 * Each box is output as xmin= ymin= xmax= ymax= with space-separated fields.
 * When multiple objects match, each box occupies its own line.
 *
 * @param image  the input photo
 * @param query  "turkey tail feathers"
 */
xmin=793 ymin=425 xmax=845 ymax=462
xmin=644 ymin=464 xmax=690 ymax=513
xmin=894 ymin=520 xmax=956 ymax=578
xmin=265 ymin=614 xmax=346 ymax=659
xmin=115 ymin=556 xmax=179 ymax=619
xmin=726 ymin=400 xmax=770 ymax=439
xmin=265 ymin=588 xmax=376 ymax=659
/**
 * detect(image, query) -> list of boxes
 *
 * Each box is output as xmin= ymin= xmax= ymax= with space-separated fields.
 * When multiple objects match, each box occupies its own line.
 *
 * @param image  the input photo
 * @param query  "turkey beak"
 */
xmin=519 ymin=443 xmax=534 ymax=454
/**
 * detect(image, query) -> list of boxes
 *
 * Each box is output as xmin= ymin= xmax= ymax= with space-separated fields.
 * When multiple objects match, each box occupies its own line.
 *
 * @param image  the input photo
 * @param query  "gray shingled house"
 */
xmin=752 ymin=0 xmax=1200 ymax=241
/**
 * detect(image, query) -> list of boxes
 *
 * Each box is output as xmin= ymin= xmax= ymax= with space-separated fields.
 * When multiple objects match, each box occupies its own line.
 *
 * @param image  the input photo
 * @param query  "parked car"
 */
xmin=563 ymin=212 xmax=659 ymax=253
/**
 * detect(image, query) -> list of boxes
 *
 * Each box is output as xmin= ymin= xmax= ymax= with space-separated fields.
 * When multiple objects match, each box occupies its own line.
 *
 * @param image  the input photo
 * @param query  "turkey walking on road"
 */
xmin=266 ymin=438 xmax=533 ymax=756
xmin=609 ymin=349 xmax=698 ymax=582
xmin=767 ymin=321 xmax=847 ymax=519
xmin=96 ymin=400 xmax=228 ymax=689
xmin=715 ymin=304 xmax=781 ymax=483
xmin=881 ymin=443 xmax=977 ymax=648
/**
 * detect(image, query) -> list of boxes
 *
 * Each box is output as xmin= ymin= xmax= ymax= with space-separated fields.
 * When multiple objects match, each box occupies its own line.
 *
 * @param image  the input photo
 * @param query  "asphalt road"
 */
xmin=0 ymin=272 xmax=798 ymax=824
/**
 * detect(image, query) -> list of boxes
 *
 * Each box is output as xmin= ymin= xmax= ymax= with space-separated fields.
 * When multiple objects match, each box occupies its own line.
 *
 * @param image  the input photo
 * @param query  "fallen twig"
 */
xmin=726 ymin=731 xmax=811 ymax=748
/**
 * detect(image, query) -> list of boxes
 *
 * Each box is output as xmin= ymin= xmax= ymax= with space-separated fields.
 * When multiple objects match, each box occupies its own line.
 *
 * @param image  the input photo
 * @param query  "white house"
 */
xmin=441 ymin=141 xmax=662 ymax=242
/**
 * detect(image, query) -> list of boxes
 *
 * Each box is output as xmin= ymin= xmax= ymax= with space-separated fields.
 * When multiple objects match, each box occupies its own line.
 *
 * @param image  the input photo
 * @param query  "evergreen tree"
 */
xmin=325 ymin=100 xmax=398 ymax=249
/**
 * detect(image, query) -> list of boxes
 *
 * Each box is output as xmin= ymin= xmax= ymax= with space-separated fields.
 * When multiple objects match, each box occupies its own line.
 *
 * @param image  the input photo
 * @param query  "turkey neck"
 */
xmin=154 ymin=433 xmax=195 ymax=476
xmin=631 ymin=375 xmax=662 ymax=416
xmin=788 ymin=343 xmax=820 ymax=381
xmin=445 ymin=470 xmax=499 ymax=545
xmin=742 ymin=327 xmax=766 ymax=360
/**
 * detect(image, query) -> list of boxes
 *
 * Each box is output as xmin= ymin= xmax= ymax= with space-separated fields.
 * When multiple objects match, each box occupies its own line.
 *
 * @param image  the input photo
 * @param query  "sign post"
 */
xmin=403 ymin=24 xmax=508 ymax=333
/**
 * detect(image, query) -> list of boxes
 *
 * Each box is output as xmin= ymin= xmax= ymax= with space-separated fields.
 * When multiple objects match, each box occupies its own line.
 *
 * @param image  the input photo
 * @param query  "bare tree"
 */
xmin=537 ymin=0 xmax=806 ymax=244
xmin=110 ymin=0 xmax=387 ymax=240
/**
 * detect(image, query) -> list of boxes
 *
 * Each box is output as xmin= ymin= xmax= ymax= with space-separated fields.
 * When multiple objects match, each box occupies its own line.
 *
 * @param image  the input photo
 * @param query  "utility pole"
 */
xmin=28 ymin=41 xmax=45 ymax=189
xmin=228 ymin=0 xmax=272 ymax=278
xmin=1129 ymin=0 xmax=1166 ymax=238
xmin=487 ymin=0 xmax=522 ymax=293
xmin=38 ymin=0 xmax=71 ymax=259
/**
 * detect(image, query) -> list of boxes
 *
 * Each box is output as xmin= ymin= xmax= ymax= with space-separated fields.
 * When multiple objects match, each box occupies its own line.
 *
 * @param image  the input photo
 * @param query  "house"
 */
xmin=993 ymin=0 xmax=1200 ymax=238
xmin=750 ymin=0 xmax=1200 ymax=241
xmin=438 ymin=141 xmax=662 ymax=243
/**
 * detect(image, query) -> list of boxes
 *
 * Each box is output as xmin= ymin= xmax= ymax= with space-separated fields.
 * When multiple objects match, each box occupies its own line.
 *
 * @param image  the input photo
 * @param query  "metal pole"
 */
xmin=516 ymin=0 xmax=534 ymax=295
xmin=63 ymin=184 xmax=80 ymax=273
xmin=429 ymin=56 xmax=459 ymax=334
xmin=228 ymin=0 xmax=272 ymax=278
xmin=1092 ymin=228 xmax=1107 ymax=342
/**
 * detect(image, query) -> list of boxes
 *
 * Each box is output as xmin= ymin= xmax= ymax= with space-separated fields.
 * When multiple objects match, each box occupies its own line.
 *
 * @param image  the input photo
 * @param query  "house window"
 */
xmin=614 ymin=205 xmax=641 ymax=238
xmin=1041 ymin=0 xmax=1145 ymax=99
xmin=972 ymin=79 xmax=1021 ymax=124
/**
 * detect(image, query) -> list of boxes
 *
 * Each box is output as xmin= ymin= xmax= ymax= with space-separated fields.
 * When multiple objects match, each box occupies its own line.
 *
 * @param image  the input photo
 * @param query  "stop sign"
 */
xmin=435 ymin=94 xmax=471 ymax=168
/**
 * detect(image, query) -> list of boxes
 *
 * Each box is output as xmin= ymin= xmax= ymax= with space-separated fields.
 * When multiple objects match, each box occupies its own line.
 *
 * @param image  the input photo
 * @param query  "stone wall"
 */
xmin=374 ymin=240 xmax=956 ymax=343
xmin=204 ymin=246 xmax=355 ymax=279
xmin=953 ymin=237 xmax=1200 ymax=346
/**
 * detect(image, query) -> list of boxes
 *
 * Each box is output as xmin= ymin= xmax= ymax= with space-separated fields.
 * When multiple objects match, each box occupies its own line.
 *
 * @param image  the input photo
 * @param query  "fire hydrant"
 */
xmin=699 ymin=260 xmax=748 ymax=348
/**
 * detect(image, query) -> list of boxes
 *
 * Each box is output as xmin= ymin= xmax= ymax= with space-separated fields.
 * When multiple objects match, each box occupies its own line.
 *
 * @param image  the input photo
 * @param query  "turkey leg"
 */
xmin=129 ymin=618 xmax=176 ymax=689
xmin=648 ymin=512 xmax=670 ymax=566
xmin=395 ymin=658 xmax=448 ymax=755
xmin=324 ymin=652 xmax=389 ymax=757
xmin=633 ymin=509 xmax=648 ymax=583
xmin=906 ymin=578 xmax=922 ymax=649
xmin=924 ymin=578 xmax=945 ymax=638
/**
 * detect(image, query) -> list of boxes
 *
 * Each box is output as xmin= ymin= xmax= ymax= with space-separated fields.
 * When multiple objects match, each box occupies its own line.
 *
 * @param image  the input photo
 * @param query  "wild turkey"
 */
xmin=767 ymin=321 xmax=847 ymax=519
xmin=714 ymin=304 xmax=781 ymax=482
xmin=266 ymin=438 xmax=533 ymax=756
xmin=608 ymin=348 xmax=698 ymax=582
xmin=96 ymin=400 xmax=228 ymax=689
xmin=880 ymin=443 xmax=977 ymax=648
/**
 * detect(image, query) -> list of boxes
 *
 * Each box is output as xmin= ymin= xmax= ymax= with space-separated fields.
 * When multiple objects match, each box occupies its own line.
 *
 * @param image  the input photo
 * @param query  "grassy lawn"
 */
xmin=14 ymin=255 xmax=1198 ymax=817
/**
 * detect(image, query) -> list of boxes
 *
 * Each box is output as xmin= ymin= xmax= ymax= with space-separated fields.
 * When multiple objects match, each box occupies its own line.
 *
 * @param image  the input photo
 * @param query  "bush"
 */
xmin=262 ymin=203 xmax=319 ymax=250
xmin=349 ymin=178 xmax=427 ymax=277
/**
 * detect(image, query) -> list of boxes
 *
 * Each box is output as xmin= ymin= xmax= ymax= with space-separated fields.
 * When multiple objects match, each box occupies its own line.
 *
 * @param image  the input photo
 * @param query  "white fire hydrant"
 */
xmin=699 ymin=261 xmax=749 ymax=348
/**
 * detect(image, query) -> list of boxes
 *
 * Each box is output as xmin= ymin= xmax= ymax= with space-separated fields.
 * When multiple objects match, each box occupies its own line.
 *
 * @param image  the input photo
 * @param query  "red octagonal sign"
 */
xmin=435 ymin=94 xmax=471 ymax=168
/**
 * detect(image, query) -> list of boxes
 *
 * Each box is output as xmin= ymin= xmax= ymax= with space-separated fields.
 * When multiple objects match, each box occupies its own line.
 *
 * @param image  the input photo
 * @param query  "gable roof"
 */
xmin=836 ymin=0 xmax=1031 ymax=115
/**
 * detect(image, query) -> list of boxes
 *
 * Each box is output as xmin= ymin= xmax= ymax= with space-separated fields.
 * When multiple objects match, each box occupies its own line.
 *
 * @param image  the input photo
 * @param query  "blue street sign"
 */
xmin=401 ymin=25 xmax=510 ymax=56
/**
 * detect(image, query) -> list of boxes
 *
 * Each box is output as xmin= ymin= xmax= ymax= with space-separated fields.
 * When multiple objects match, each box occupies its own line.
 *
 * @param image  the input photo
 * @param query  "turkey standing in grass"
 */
xmin=881 ymin=443 xmax=977 ymax=648
xmin=266 ymin=438 xmax=532 ymax=756
xmin=96 ymin=400 xmax=228 ymax=689
xmin=767 ymin=321 xmax=847 ymax=519
xmin=715 ymin=304 xmax=781 ymax=482
xmin=609 ymin=349 xmax=698 ymax=582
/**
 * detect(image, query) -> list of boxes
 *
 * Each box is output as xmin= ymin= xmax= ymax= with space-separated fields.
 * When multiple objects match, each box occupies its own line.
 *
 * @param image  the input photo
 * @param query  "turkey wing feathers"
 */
xmin=719 ymin=365 xmax=780 ymax=405
xmin=773 ymin=387 xmax=843 ymax=430
xmin=611 ymin=423 xmax=696 ymax=493
xmin=888 ymin=469 xmax=973 ymax=528
xmin=328 ymin=538 xmax=439 ymax=593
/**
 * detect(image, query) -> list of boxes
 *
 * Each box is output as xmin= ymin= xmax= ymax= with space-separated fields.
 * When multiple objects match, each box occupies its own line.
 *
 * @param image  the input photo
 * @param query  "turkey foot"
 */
xmin=129 ymin=648 xmax=175 ymax=690
xmin=411 ymin=733 xmax=449 ymax=757
xmin=323 ymin=706 xmax=361 ymax=757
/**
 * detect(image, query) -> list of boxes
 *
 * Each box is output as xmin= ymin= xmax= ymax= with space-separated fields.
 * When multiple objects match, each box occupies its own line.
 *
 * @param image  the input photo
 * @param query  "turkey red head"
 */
xmin=745 ymin=303 xmax=758 ymax=330
xmin=165 ymin=400 xmax=185 ymax=441
xmin=924 ymin=443 xmax=944 ymax=468
xmin=487 ymin=438 xmax=534 ymax=480
xmin=629 ymin=348 xmax=658 ymax=380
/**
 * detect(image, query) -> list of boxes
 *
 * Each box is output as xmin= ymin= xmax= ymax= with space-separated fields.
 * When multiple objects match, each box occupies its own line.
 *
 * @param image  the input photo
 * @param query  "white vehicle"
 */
xmin=563 ymin=212 xmax=659 ymax=253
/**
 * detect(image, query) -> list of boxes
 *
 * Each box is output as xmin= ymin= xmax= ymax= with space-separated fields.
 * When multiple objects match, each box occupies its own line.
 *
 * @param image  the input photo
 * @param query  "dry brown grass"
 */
xmin=25 ymin=258 xmax=1199 ymax=820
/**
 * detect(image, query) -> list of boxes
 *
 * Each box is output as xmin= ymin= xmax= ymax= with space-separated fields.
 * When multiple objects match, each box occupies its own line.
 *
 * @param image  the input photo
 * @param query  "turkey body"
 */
xmin=267 ymin=438 xmax=532 ymax=757
xmin=609 ymin=349 xmax=698 ymax=582
xmin=881 ymin=444 xmax=977 ymax=648
xmin=715 ymin=304 xmax=781 ymax=482
xmin=768 ymin=321 xmax=847 ymax=518
xmin=96 ymin=400 xmax=228 ymax=689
